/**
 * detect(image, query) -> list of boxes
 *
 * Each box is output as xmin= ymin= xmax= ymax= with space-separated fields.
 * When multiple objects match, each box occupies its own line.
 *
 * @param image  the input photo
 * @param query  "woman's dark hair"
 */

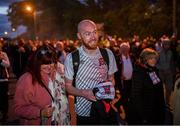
xmin=27 ymin=45 xmax=57 ymax=85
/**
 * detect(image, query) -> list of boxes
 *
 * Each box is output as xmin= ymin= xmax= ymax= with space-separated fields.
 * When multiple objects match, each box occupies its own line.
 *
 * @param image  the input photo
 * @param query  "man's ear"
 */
xmin=77 ymin=33 xmax=81 ymax=40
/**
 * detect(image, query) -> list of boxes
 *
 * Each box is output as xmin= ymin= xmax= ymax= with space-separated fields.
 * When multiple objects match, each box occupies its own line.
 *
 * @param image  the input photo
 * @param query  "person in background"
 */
xmin=157 ymin=38 xmax=175 ymax=111
xmin=14 ymin=45 xmax=70 ymax=125
xmin=173 ymin=72 xmax=180 ymax=125
xmin=11 ymin=38 xmax=30 ymax=78
xmin=55 ymin=41 xmax=67 ymax=64
xmin=111 ymin=90 xmax=127 ymax=125
xmin=117 ymin=42 xmax=134 ymax=112
xmin=113 ymin=41 xmax=134 ymax=121
xmin=130 ymin=35 xmax=141 ymax=58
xmin=155 ymin=39 xmax=163 ymax=53
xmin=128 ymin=48 xmax=165 ymax=125
xmin=0 ymin=42 xmax=10 ymax=124
xmin=176 ymin=40 xmax=180 ymax=71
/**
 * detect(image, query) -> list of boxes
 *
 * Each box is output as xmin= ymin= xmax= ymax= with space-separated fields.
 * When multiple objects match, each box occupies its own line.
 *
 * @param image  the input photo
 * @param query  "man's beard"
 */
xmin=83 ymin=40 xmax=98 ymax=50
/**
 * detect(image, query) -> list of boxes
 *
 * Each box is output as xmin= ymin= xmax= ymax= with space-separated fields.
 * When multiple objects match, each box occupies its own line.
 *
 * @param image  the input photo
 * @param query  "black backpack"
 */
xmin=72 ymin=48 xmax=109 ymax=87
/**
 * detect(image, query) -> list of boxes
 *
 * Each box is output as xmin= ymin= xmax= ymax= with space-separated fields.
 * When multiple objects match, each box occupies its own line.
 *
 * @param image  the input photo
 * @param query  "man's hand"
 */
xmin=82 ymin=89 xmax=96 ymax=102
xmin=65 ymin=78 xmax=97 ymax=101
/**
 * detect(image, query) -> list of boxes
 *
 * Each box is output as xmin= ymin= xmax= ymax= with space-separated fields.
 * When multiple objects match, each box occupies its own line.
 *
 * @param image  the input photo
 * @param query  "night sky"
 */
xmin=0 ymin=0 xmax=26 ymax=38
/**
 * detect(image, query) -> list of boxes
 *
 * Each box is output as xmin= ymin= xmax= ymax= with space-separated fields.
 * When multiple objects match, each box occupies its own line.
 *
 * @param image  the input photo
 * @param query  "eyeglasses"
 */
xmin=40 ymin=63 xmax=55 ymax=74
xmin=41 ymin=63 xmax=55 ymax=69
xmin=82 ymin=30 xmax=97 ymax=37
xmin=148 ymin=56 xmax=158 ymax=60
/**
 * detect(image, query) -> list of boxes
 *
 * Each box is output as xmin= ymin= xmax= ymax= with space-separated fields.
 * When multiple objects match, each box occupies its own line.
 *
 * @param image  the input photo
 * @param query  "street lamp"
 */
xmin=12 ymin=28 xmax=16 ymax=32
xmin=25 ymin=5 xmax=37 ymax=40
xmin=4 ymin=31 xmax=8 ymax=35
xmin=12 ymin=28 xmax=18 ymax=37
xmin=26 ymin=6 xmax=32 ymax=12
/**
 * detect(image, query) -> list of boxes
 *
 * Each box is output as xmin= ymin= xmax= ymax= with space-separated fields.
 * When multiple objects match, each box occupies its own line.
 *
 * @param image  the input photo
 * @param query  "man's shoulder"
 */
xmin=64 ymin=52 xmax=73 ymax=67
xmin=100 ymin=47 xmax=111 ymax=52
xmin=103 ymin=48 xmax=116 ymax=61
xmin=69 ymin=47 xmax=81 ymax=56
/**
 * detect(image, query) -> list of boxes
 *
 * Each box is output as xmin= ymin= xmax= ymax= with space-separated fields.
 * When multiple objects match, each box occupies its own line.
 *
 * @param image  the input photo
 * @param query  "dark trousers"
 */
xmin=0 ymin=81 xmax=8 ymax=122
xmin=122 ymin=80 xmax=132 ymax=120
xmin=122 ymin=80 xmax=132 ymax=102
xmin=77 ymin=115 xmax=94 ymax=125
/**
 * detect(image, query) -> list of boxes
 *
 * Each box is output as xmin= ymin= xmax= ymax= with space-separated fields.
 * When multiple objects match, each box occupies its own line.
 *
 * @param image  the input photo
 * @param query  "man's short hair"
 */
xmin=78 ymin=19 xmax=96 ymax=32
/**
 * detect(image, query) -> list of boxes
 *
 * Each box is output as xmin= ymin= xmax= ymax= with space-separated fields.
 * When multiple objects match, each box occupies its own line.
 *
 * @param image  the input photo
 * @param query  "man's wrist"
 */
xmin=81 ymin=89 xmax=86 ymax=97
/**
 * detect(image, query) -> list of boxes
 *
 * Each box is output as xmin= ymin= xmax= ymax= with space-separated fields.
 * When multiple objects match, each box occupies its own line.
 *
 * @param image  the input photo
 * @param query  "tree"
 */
xmin=7 ymin=0 xmax=86 ymax=39
xmin=7 ymin=0 xmax=180 ymax=39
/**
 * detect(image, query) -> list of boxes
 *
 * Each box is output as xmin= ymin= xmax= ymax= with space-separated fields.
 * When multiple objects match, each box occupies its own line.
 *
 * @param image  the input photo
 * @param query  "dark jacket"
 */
xmin=90 ymin=100 xmax=119 ymax=125
xmin=12 ymin=45 xmax=30 ymax=78
xmin=128 ymin=64 xmax=165 ymax=125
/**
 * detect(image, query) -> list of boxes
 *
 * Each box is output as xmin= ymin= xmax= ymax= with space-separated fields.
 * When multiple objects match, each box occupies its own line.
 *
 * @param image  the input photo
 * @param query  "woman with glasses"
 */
xmin=14 ymin=45 xmax=70 ymax=125
xmin=127 ymin=48 xmax=165 ymax=125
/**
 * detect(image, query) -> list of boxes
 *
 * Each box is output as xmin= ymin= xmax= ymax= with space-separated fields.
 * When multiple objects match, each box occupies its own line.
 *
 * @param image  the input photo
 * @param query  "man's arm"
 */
xmin=65 ymin=78 xmax=96 ymax=101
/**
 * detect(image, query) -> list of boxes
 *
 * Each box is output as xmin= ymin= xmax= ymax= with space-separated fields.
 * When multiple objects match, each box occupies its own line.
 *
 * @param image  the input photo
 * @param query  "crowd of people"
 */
xmin=0 ymin=19 xmax=180 ymax=125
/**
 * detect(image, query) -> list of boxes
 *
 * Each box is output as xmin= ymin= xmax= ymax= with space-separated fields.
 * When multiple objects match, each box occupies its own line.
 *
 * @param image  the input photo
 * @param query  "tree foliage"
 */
xmin=7 ymin=0 xmax=180 ymax=39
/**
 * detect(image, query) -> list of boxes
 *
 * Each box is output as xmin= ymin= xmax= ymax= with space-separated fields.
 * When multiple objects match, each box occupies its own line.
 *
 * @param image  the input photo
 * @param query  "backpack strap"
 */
xmin=72 ymin=49 xmax=80 ymax=103
xmin=99 ymin=48 xmax=109 ymax=70
xmin=72 ymin=49 xmax=80 ymax=87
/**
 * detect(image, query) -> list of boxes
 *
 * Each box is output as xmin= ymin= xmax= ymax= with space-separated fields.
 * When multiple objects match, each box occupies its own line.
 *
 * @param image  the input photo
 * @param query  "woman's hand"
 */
xmin=119 ymin=106 xmax=126 ymax=120
xmin=40 ymin=105 xmax=55 ymax=118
